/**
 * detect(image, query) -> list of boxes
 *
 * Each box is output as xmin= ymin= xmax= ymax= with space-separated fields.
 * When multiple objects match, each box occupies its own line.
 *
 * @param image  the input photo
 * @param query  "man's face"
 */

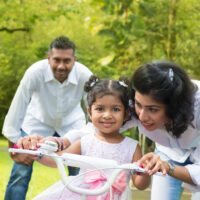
xmin=47 ymin=48 xmax=76 ymax=83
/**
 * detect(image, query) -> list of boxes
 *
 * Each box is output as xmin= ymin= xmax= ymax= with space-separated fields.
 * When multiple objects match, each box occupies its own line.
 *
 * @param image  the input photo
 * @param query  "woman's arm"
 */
xmin=164 ymin=162 xmax=194 ymax=185
xmin=64 ymin=122 xmax=95 ymax=144
xmin=131 ymin=144 xmax=151 ymax=190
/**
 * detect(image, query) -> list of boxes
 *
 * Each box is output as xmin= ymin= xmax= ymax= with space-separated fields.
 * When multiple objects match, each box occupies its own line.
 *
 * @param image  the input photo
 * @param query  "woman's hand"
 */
xmin=138 ymin=152 xmax=168 ymax=176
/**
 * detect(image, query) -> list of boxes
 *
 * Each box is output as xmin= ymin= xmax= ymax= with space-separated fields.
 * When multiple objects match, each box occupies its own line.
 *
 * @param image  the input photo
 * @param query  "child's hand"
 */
xmin=137 ymin=152 xmax=167 ymax=176
xmin=17 ymin=134 xmax=44 ymax=150
xmin=40 ymin=136 xmax=64 ymax=151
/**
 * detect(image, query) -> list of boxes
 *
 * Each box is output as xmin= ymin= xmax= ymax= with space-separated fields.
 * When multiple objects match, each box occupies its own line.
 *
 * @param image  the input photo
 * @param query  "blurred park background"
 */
xmin=0 ymin=0 xmax=199 ymax=198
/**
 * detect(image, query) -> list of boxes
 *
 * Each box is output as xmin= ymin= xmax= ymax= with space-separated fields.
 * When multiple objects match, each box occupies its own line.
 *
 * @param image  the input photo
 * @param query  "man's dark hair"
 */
xmin=49 ymin=36 xmax=76 ymax=55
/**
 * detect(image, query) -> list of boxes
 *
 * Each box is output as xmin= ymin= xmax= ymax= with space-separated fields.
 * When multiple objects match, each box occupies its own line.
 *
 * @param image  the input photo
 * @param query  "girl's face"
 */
xmin=88 ymin=95 xmax=127 ymax=137
xmin=134 ymin=91 xmax=169 ymax=131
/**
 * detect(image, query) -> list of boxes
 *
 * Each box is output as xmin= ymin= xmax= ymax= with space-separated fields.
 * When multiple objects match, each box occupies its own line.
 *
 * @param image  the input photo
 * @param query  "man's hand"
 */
xmin=17 ymin=134 xmax=44 ymax=150
xmin=10 ymin=153 xmax=35 ymax=166
xmin=8 ymin=140 xmax=36 ymax=165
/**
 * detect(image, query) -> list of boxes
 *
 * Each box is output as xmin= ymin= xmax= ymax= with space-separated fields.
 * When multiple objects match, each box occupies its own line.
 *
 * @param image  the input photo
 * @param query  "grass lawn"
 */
xmin=0 ymin=138 xmax=192 ymax=199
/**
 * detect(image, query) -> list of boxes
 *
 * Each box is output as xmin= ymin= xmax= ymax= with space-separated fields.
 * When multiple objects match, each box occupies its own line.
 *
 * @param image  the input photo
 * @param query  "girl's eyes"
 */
xmin=94 ymin=107 xmax=121 ymax=112
xmin=96 ymin=107 xmax=103 ymax=111
xmin=113 ymin=108 xmax=120 ymax=112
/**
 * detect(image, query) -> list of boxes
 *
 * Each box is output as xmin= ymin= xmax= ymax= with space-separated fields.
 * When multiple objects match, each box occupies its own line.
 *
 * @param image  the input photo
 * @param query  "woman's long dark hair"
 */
xmin=130 ymin=61 xmax=197 ymax=138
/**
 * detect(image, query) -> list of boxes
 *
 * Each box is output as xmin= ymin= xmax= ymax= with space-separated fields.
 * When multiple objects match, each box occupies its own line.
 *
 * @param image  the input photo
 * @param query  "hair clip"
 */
xmin=129 ymin=99 xmax=134 ymax=108
xmin=168 ymin=68 xmax=174 ymax=81
xmin=119 ymin=81 xmax=128 ymax=88
xmin=90 ymin=78 xmax=99 ymax=87
xmin=90 ymin=82 xmax=96 ymax=87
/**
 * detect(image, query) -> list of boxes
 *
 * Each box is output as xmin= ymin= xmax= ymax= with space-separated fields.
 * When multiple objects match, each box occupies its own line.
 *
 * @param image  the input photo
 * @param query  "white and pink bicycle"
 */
xmin=9 ymin=141 xmax=163 ymax=200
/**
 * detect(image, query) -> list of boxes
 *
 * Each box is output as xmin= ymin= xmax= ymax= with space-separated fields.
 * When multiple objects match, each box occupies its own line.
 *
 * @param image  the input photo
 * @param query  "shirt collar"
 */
xmin=44 ymin=60 xmax=54 ymax=82
xmin=66 ymin=64 xmax=78 ymax=85
xmin=44 ymin=61 xmax=78 ymax=85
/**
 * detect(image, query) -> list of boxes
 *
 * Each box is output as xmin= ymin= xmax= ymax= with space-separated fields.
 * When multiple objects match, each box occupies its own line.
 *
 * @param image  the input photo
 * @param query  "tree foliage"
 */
xmin=88 ymin=0 xmax=200 ymax=78
xmin=87 ymin=0 xmax=200 ymax=151
xmin=1 ymin=0 xmax=200 ymax=148
xmin=0 ymin=0 xmax=108 ymax=134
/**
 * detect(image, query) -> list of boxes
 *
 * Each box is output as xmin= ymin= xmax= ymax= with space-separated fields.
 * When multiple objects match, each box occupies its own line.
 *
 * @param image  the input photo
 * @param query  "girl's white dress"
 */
xmin=32 ymin=134 xmax=138 ymax=200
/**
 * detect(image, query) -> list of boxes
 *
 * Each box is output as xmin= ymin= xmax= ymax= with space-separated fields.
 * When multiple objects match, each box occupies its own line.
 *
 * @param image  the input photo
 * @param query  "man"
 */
xmin=3 ymin=36 xmax=92 ymax=200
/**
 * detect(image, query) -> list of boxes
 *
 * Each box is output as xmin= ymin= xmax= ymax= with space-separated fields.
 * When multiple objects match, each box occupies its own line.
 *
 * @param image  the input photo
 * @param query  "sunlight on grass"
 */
xmin=0 ymin=137 xmax=8 ymax=148
xmin=0 ymin=151 xmax=13 ymax=199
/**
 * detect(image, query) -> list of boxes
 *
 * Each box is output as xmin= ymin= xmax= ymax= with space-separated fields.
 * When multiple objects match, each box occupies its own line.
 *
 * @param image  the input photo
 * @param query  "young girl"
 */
xmin=31 ymin=75 xmax=151 ymax=200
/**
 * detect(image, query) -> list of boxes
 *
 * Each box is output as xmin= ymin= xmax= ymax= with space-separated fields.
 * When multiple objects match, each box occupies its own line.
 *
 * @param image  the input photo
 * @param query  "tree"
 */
xmin=0 ymin=0 xmax=108 ymax=136
xmin=88 ymin=0 xmax=200 ymax=76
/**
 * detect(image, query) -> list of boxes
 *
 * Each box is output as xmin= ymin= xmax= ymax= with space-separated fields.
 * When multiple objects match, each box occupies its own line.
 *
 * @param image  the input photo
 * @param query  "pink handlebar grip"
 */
xmin=13 ymin=143 xmax=19 ymax=149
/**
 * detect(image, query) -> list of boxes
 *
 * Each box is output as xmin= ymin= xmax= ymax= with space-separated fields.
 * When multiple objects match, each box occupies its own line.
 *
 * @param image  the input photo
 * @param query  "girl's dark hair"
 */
xmin=84 ymin=75 xmax=130 ymax=122
xmin=130 ymin=60 xmax=197 ymax=138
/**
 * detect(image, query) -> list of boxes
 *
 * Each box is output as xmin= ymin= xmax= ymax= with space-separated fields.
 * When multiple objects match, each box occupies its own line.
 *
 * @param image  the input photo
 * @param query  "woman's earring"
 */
xmin=164 ymin=120 xmax=173 ymax=132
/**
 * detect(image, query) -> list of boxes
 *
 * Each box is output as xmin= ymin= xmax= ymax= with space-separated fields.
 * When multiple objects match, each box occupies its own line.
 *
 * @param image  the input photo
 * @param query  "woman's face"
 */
xmin=134 ymin=91 xmax=170 ymax=131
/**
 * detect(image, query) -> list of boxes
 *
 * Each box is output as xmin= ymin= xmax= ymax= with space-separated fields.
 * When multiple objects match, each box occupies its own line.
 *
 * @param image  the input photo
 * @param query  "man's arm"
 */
xmin=3 ymin=68 xmax=36 ymax=143
xmin=4 ymin=68 xmax=37 ymax=165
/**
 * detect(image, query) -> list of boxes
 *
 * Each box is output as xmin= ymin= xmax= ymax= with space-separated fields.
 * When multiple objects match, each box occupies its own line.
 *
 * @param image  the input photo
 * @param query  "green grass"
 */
xmin=131 ymin=189 xmax=191 ymax=200
xmin=0 ymin=151 xmax=61 ymax=199
xmin=0 ymin=137 xmax=8 ymax=147
xmin=0 ymin=138 xmax=192 ymax=199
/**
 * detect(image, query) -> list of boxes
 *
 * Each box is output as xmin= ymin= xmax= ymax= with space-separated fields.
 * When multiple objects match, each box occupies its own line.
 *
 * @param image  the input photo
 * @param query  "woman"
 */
xmin=127 ymin=61 xmax=200 ymax=200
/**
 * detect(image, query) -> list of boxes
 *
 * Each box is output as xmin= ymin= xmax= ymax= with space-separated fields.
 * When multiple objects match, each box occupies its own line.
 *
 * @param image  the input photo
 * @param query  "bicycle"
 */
xmin=9 ymin=141 xmax=162 ymax=200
